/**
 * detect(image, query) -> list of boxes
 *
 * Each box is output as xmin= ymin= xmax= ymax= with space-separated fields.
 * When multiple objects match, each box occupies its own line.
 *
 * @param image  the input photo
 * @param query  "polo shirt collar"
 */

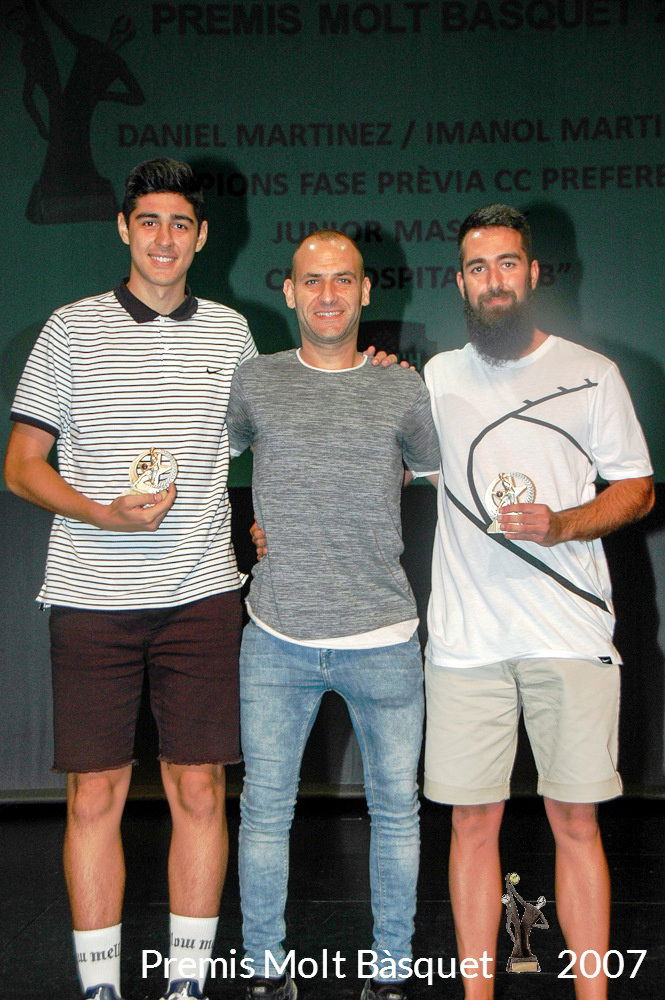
xmin=114 ymin=279 xmax=199 ymax=323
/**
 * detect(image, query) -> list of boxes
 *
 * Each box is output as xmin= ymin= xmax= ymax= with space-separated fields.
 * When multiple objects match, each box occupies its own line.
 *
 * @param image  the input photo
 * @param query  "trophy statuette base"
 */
xmin=507 ymin=957 xmax=541 ymax=973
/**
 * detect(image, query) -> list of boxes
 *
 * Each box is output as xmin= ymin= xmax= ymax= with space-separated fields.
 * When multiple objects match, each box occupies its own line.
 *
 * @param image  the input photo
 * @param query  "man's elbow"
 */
xmin=4 ymin=454 xmax=26 ymax=498
xmin=640 ymin=477 xmax=656 ymax=519
xmin=4 ymin=423 xmax=55 ymax=500
xmin=3 ymin=441 xmax=36 ymax=500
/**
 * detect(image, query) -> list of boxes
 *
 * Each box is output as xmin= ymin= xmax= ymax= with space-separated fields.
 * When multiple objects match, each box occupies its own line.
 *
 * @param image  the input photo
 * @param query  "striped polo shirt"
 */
xmin=11 ymin=281 xmax=257 ymax=609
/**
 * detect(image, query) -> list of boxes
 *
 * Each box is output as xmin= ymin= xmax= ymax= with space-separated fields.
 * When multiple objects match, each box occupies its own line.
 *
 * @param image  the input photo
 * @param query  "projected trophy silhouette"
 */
xmin=10 ymin=0 xmax=143 ymax=223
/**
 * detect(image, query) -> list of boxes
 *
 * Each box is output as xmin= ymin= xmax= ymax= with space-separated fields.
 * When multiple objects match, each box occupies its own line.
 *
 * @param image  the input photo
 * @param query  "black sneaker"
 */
xmin=82 ymin=987 xmax=124 ymax=1000
xmin=360 ymin=980 xmax=407 ymax=1000
xmin=246 ymin=974 xmax=298 ymax=1000
xmin=159 ymin=980 xmax=208 ymax=1000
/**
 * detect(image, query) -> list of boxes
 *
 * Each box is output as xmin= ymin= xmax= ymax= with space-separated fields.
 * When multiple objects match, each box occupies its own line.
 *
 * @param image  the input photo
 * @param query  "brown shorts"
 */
xmin=50 ymin=591 xmax=242 ymax=773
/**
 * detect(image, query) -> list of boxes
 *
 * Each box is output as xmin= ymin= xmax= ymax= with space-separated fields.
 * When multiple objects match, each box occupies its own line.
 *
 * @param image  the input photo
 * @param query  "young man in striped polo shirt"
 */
xmin=5 ymin=159 xmax=256 ymax=1000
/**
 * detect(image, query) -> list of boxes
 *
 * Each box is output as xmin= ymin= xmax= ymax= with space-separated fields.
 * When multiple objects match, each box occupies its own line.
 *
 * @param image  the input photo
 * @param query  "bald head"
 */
xmin=291 ymin=230 xmax=365 ymax=281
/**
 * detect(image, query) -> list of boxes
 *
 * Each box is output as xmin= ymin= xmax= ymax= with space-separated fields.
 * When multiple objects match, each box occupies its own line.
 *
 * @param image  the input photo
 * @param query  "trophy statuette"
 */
xmin=501 ymin=872 xmax=549 ymax=973
xmin=127 ymin=447 xmax=178 ymax=495
xmin=485 ymin=472 xmax=536 ymax=534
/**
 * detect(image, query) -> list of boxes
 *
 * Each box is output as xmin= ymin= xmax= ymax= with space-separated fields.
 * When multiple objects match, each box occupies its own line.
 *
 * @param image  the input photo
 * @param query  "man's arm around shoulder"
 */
xmin=4 ymin=422 xmax=175 ymax=532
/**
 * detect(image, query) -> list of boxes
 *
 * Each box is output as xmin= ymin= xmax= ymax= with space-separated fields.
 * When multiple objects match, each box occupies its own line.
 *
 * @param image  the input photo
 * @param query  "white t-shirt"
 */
xmin=424 ymin=335 xmax=652 ymax=668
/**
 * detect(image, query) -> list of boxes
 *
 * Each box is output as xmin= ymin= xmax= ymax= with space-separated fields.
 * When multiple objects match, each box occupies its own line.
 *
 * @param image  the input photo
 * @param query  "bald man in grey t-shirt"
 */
xmin=227 ymin=231 xmax=440 ymax=1000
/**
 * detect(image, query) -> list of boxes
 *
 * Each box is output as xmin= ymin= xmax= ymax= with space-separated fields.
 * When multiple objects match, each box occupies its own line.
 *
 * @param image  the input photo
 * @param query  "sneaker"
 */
xmin=246 ymin=974 xmax=297 ymax=1000
xmin=360 ymin=980 xmax=407 ymax=1000
xmin=82 ymin=987 xmax=124 ymax=1000
xmin=159 ymin=980 xmax=208 ymax=1000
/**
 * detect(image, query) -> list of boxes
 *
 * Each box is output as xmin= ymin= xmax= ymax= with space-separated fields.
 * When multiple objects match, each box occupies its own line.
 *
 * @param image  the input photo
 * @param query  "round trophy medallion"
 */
xmin=128 ymin=447 xmax=178 ymax=494
xmin=485 ymin=472 xmax=536 ymax=533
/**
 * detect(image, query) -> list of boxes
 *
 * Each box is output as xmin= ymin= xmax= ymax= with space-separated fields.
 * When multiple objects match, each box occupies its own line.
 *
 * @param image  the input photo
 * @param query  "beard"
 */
xmin=464 ymin=287 xmax=535 ymax=365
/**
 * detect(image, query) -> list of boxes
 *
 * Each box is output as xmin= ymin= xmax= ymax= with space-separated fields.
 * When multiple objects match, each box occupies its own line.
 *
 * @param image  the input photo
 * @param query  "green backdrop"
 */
xmin=1 ymin=0 xmax=663 ymax=484
xmin=1 ymin=1 xmax=664 ymax=800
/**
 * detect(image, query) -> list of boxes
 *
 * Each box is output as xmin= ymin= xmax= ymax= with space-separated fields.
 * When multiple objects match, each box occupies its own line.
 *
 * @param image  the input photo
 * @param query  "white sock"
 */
xmin=168 ymin=913 xmax=218 ymax=990
xmin=73 ymin=923 xmax=122 ymax=994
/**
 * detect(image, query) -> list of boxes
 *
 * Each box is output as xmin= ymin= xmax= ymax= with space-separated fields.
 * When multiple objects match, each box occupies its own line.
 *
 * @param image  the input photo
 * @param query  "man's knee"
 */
xmin=451 ymin=802 xmax=504 ymax=845
xmin=164 ymin=763 xmax=226 ymax=821
xmin=367 ymin=785 xmax=420 ymax=834
xmin=545 ymin=799 xmax=600 ymax=844
xmin=67 ymin=769 xmax=130 ymax=826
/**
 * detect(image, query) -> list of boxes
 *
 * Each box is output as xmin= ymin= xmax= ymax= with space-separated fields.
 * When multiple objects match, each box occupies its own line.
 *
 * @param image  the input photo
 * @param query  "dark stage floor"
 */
xmin=2 ymin=796 xmax=664 ymax=1000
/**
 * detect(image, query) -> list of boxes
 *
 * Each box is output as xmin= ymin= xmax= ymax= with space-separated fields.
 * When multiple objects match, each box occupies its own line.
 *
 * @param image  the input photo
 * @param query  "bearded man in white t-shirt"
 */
xmin=422 ymin=204 xmax=654 ymax=1000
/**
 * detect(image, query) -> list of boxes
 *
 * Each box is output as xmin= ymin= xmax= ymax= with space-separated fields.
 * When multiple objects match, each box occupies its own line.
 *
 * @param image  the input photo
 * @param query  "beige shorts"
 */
xmin=424 ymin=656 xmax=622 ymax=805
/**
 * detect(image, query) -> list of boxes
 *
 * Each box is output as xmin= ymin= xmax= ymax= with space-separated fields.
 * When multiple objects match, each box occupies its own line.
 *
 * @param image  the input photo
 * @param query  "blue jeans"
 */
xmin=238 ymin=622 xmax=424 ymax=977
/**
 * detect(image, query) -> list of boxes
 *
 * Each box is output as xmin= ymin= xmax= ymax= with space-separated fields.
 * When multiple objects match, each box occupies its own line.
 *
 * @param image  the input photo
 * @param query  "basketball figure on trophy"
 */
xmin=128 ymin=447 xmax=178 ymax=495
xmin=485 ymin=471 xmax=536 ymax=534
xmin=501 ymin=872 xmax=549 ymax=973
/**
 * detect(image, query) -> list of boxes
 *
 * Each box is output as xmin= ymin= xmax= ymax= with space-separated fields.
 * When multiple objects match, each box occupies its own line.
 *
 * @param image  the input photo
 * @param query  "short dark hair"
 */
xmin=121 ymin=158 xmax=205 ymax=227
xmin=458 ymin=204 xmax=532 ymax=265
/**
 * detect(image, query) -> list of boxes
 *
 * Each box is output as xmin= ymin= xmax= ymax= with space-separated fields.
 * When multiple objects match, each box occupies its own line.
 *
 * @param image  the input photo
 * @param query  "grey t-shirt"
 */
xmin=226 ymin=350 xmax=440 ymax=640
